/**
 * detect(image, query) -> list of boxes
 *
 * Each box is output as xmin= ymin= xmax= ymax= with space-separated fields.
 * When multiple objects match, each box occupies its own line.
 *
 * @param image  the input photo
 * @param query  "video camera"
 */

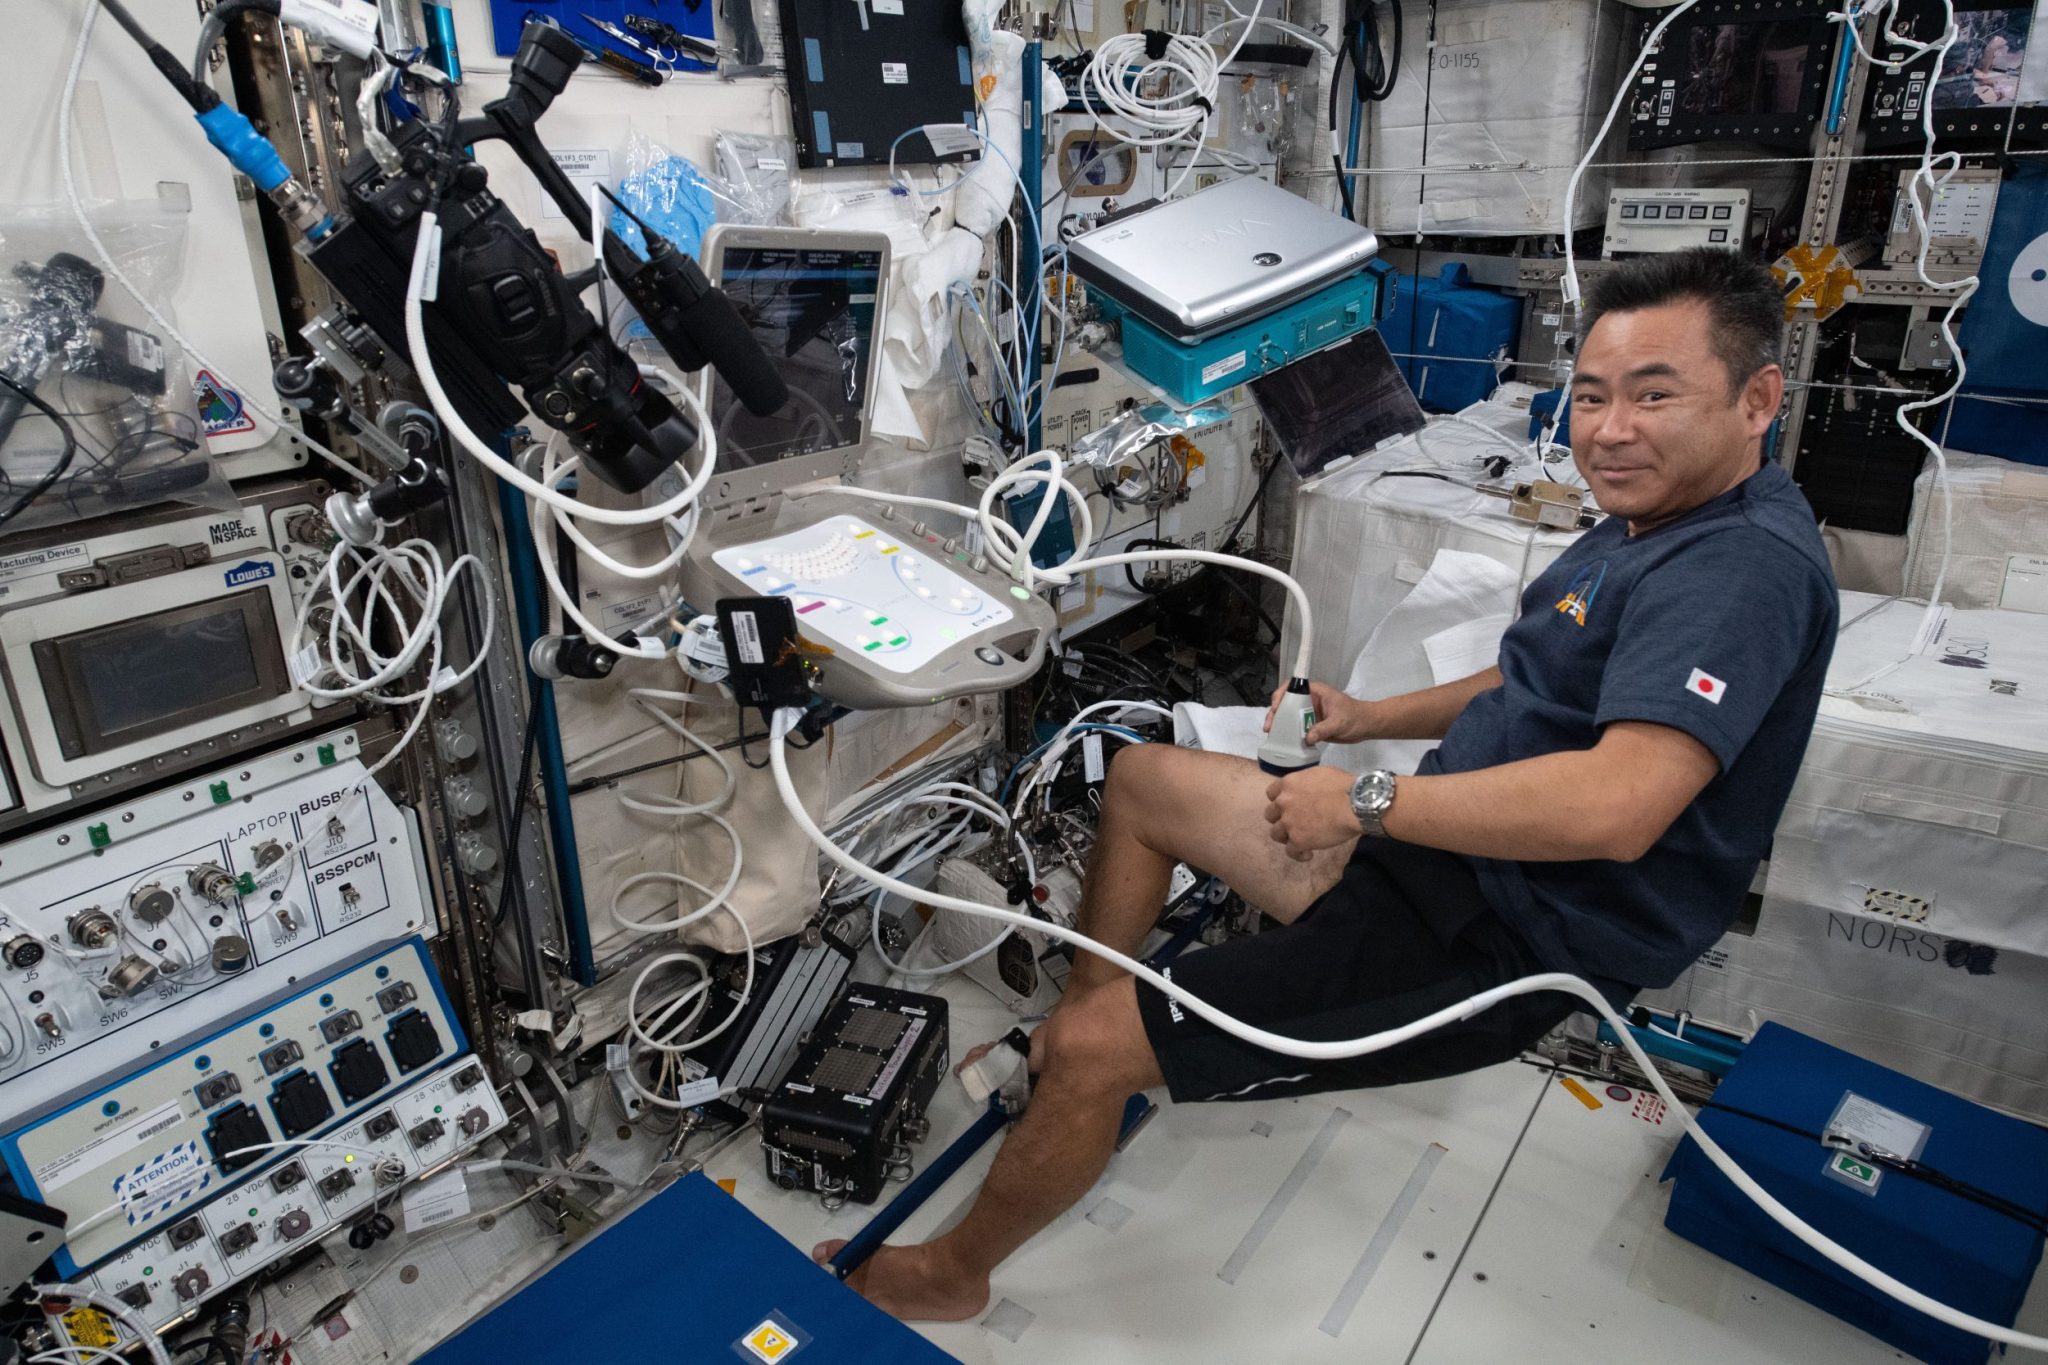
xmin=304 ymin=20 xmax=787 ymax=493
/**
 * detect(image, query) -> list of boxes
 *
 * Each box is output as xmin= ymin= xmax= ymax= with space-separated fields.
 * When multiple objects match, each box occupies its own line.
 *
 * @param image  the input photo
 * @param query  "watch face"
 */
xmin=1352 ymin=771 xmax=1395 ymax=819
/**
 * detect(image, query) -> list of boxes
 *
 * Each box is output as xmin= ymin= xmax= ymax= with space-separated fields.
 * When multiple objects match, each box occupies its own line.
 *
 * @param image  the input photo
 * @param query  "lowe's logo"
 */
xmin=223 ymin=560 xmax=275 ymax=587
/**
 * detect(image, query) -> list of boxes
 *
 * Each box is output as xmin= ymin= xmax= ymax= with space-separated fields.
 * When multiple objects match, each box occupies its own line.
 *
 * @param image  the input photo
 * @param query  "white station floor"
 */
xmin=706 ymin=973 xmax=2048 ymax=1365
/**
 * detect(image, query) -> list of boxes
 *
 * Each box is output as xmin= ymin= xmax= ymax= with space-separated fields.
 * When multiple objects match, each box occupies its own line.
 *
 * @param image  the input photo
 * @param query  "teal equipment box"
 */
xmin=1095 ymin=260 xmax=1394 ymax=406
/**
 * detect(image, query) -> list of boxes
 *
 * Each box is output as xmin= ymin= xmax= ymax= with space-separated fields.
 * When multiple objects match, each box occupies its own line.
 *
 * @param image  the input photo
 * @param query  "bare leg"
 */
xmin=819 ymin=981 xmax=1162 ymax=1321
xmin=956 ymin=745 xmax=1354 ymax=1078
xmin=831 ymin=749 xmax=1360 ymax=1319
xmin=1066 ymin=745 xmax=1355 ymax=995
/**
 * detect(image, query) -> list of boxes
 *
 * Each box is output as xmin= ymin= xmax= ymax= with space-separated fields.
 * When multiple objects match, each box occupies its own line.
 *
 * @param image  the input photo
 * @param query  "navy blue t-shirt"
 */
xmin=1417 ymin=461 xmax=1838 ymax=990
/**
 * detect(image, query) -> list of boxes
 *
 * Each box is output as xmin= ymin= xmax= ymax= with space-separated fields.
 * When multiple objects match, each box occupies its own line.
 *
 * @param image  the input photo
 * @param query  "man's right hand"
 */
xmin=1262 ymin=681 xmax=1374 ymax=746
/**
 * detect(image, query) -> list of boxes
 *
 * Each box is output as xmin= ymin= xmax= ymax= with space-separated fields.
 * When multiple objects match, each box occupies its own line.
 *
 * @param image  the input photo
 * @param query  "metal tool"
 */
xmin=578 ymin=12 xmax=678 ymax=76
xmin=621 ymin=12 xmax=723 ymax=62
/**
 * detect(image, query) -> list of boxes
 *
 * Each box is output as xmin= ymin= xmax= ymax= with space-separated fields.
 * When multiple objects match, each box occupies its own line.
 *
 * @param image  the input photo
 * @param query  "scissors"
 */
xmin=579 ymin=12 xmax=683 ymax=76
xmin=620 ymin=12 xmax=727 ymax=64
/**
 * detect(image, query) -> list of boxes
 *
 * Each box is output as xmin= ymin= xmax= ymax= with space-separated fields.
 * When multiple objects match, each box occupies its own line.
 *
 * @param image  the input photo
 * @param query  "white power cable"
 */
xmin=60 ymin=5 xmax=375 ymax=490
xmin=590 ymin=688 xmax=752 ymax=1112
xmin=765 ymin=709 xmax=2047 ymax=1354
xmin=845 ymin=786 xmax=1038 ymax=980
xmin=1083 ymin=1 xmax=1267 ymax=197
xmin=1843 ymin=0 xmax=1972 ymax=649
xmin=1560 ymin=0 xmax=1707 ymax=309
xmin=30 ymin=1286 xmax=171 ymax=1365
xmin=286 ymin=533 xmax=495 ymax=787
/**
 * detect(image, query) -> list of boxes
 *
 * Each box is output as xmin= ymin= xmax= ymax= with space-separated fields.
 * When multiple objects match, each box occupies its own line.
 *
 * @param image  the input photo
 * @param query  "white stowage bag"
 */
xmin=1322 ymin=548 xmax=1519 ymax=775
xmin=1172 ymin=548 xmax=1520 ymax=772
xmin=1902 ymin=448 xmax=2048 ymax=610
xmin=1363 ymin=0 xmax=1624 ymax=236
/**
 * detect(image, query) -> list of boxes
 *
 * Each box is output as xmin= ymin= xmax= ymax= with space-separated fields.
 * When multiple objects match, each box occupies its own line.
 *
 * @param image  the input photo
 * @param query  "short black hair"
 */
xmin=1580 ymin=247 xmax=1784 ymax=398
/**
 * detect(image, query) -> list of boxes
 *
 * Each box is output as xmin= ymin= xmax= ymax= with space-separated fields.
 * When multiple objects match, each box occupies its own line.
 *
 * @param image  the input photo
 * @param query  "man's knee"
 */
xmin=1102 ymin=743 xmax=1201 ymax=832
xmin=1034 ymin=982 xmax=1164 ymax=1095
xmin=1104 ymin=742 xmax=1167 ymax=806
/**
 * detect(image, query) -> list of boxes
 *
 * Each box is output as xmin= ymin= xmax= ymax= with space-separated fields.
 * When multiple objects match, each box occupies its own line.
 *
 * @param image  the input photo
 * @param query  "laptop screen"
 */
xmin=1249 ymin=330 xmax=1427 ymax=479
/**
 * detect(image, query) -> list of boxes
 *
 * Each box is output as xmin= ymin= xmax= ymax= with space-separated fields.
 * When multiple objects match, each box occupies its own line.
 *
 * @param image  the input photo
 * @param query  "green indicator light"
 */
xmin=868 ymin=615 xmax=886 ymax=626
xmin=889 ymin=636 xmax=907 ymax=647
xmin=87 ymin=823 xmax=111 ymax=849
xmin=143 ymin=1267 xmax=153 ymax=1277
xmin=863 ymin=641 xmax=882 ymax=652
xmin=433 ymin=1105 xmax=443 ymax=1114
xmin=209 ymin=781 xmax=231 ymax=805
xmin=247 ymin=1206 xmax=258 ymax=1217
xmin=1008 ymin=586 xmax=1030 ymax=600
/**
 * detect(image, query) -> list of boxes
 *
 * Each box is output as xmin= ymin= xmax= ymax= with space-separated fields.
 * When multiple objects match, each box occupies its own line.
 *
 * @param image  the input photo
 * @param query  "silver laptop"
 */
xmin=1067 ymin=178 xmax=1379 ymax=343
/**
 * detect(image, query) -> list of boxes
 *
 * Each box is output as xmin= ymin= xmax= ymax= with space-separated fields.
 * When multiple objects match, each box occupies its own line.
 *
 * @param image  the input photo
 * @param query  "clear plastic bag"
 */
xmin=1068 ymin=401 xmax=1234 ymax=498
xmin=0 ymin=203 xmax=233 ymax=537
xmin=609 ymin=132 xmax=722 ymax=261
xmin=713 ymin=130 xmax=796 ymax=226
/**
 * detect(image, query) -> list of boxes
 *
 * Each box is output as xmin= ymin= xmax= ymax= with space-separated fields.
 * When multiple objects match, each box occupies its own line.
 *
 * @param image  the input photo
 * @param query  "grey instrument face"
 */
xmin=1066 ymin=178 xmax=1380 ymax=342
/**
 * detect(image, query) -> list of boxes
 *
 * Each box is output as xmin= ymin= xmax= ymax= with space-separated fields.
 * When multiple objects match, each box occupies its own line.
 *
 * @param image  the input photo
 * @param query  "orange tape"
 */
xmin=1559 ymin=1076 xmax=1604 ymax=1110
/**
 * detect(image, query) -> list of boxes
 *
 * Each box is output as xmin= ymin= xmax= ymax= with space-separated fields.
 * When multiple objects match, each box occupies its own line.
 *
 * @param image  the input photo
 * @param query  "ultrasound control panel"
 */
xmin=692 ymin=506 xmax=1055 ymax=709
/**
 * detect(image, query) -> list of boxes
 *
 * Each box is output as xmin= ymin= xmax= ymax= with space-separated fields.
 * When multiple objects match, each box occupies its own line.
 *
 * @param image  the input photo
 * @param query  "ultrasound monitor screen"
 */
xmin=1677 ymin=22 xmax=1814 ymax=115
xmin=709 ymin=245 xmax=884 ymax=470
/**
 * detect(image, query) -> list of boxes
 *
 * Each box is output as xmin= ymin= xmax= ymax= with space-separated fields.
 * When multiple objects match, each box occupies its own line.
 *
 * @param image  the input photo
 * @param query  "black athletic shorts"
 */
xmin=1134 ymin=841 xmax=1626 ymax=1104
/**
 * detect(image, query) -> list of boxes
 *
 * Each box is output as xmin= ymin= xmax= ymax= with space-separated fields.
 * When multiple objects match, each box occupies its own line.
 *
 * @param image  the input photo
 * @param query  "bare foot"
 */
xmin=953 ymin=1037 xmax=1006 ymax=1077
xmin=812 ymin=1239 xmax=990 ymax=1322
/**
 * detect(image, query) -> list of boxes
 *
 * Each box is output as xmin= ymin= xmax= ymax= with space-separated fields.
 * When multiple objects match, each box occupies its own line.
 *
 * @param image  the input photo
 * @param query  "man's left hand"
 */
xmin=1264 ymin=767 xmax=1364 ymax=862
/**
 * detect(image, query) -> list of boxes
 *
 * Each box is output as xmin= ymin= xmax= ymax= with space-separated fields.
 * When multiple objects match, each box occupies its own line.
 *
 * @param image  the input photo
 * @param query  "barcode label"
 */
xmin=675 ymin=1076 xmax=722 ymax=1106
xmin=733 ymin=611 xmax=764 ymax=665
xmin=924 ymin=123 xmax=982 ymax=156
xmin=289 ymin=644 xmax=323 ymax=688
xmin=403 ymin=1169 xmax=472 ymax=1233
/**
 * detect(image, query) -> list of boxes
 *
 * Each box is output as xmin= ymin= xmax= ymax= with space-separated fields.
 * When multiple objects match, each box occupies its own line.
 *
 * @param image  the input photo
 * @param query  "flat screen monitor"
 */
xmin=1933 ymin=5 xmax=2032 ymax=108
xmin=1863 ymin=0 xmax=2035 ymax=141
xmin=698 ymin=225 xmax=892 ymax=507
xmin=1627 ymin=1 xmax=1838 ymax=150
xmin=1676 ymin=22 xmax=1816 ymax=115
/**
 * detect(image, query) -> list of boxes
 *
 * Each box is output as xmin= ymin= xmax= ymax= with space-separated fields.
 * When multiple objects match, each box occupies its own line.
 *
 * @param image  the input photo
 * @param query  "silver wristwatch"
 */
xmin=1349 ymin=769 xmax=1398 ymax=839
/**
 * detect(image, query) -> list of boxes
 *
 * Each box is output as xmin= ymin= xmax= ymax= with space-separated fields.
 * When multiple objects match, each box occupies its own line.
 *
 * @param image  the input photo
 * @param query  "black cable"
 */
xmin=169 ymin=1335 xmax=228 ymax=1365
xmin=566 ymin=734 xmax=749 ymax=794
xmin=1360 ymin=0 xmax=1401 ymax=101
xmin=1519 ymin=1055 xmax=2048 ymax=1238
xmin=734 ymin=705 xmax=771 ymax=771
xmin=1327 ymin=36 xmax=1355 ymax=218
xmin=1222 ymin=451 xmax=1285 ymax=552
xmin=490 ymin=701 xmax=545 ymax=929
xmin=92 ymin=0 xmax=221 ymax=112
xmin=0 ymin=373 xmax=81 ymax=531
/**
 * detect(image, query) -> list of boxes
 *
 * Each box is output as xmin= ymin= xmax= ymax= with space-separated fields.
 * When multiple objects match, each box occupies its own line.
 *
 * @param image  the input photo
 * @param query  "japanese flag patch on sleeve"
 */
xmin=1686 ymin=668 xmax=1727 ymax=704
